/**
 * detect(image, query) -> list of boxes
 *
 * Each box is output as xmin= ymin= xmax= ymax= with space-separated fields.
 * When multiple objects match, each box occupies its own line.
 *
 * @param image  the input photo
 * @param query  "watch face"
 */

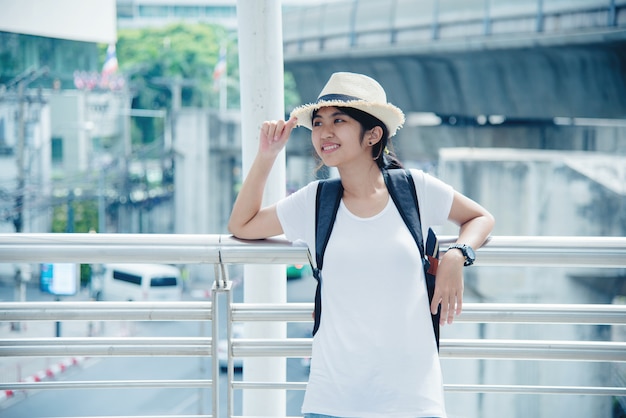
xmin=465 ymin=245 xmax=476 ymax=261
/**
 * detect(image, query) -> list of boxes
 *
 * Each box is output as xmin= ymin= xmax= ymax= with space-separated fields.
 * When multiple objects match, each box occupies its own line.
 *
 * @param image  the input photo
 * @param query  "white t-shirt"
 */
xmin=276 ymin=169 xmax=454 ymax=418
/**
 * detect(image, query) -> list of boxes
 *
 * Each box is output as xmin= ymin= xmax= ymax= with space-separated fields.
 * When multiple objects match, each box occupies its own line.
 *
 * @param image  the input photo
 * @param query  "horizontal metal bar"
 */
xmin=1 ymin=337 xmax=210 ymax=346
xmin=0 ymin=379 xmax=626 ymax=396
xmin=219 ymin=235 xmax=311 ymax=264
xmin=3 ymin=301 xmax=622 ymax=325
xmin=232 ymin=303 xmax=313 ymax=322
xmin=232 ymin=381 xmax=307 ymax=391
xmin=0 ymin=233 xmax=624 ymax=267
xmin=231 ymin=303 xmax=626 ymax=325
xmin=0 ymin=233 xmax=307 ymax=264
xmin=0 ymin=233 xmax=221 ymax=264
xmin=441 ymin=339 xmax=626 ymax=362
xmin=0 ymin=379 xmax=212 ymax=391
xmin=0 ymin=337 xmax=212 ymax=357
xmin=231 ymin=339 xmax=626 ymax=362
xmin=0 ymin=301 xmax=212 ymax=321
xmin=29 ymin=416 xmax=213 ymax=418
xmin=457 ymin=303 xmax=626 ymax=324
xmin=232 ymin=338 xmax=311 ymax=358
xmin=230 ymin=381 xmax=626 ymax=396
xmin=233 ymin=416 xmax=301 ymax=418
xmin=470 ymin=236 xmax=626 ymax=267
xmin=444 ymin=384 xmax=626 ymax=396
xmin=0 ymin=346 xmax=210 ymax=357
xmin=0 ymin=233 xmax=224 ymax=264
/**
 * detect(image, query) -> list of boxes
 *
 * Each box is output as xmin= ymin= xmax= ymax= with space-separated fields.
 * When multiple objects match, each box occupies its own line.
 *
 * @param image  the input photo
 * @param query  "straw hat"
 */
xmin=290 ymin=72 xmax=405 ymax=137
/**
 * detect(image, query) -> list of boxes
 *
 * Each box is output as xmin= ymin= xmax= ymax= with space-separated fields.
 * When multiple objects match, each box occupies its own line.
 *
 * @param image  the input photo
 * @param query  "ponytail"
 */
xmin=379 ymin=148 xmax=403 ymax=170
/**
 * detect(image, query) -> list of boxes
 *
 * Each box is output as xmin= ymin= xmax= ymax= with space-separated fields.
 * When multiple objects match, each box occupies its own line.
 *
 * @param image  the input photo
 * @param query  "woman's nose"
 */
xmin=319 ymin=124 xmax=333 ymax=138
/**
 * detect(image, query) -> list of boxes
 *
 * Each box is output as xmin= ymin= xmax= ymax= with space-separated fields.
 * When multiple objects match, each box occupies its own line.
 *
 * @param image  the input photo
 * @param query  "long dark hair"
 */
xmin=333 ymin=106 xmax=403 ymax=169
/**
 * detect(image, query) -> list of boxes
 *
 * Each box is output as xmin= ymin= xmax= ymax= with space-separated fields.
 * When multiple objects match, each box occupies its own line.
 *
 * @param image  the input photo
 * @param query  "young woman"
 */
xmin=228 ymin=72 xmax=495 ymax=418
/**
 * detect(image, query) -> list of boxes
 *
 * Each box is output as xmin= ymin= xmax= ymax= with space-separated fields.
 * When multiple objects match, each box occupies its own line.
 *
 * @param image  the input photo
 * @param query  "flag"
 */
xmin=212 ymin=45 xmax=226 ymax=91
xmin=102 ymin=43 xmax=119 ymax=76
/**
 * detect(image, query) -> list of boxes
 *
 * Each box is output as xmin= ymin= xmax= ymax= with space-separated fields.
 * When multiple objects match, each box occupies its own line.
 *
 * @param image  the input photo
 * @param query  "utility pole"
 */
xmin=6 ymin=67 xmax=48 ymax=331
xmin=14 ymin=80 xmax=25 ymax=235
xmin=10 ymin=78 xmax=27 ymax=331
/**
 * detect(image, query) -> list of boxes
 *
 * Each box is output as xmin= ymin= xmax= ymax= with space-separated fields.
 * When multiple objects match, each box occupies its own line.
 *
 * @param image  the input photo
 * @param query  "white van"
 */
xmin=98 ymin=263 xmax=182 ymax=302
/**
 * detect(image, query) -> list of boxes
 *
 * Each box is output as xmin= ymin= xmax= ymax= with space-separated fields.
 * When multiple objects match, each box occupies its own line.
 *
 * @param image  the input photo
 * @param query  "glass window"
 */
xmin=113 ymin=271 xmax=142 ymax=285
xmin=150 ymin=276 xmax=178 ymax=287
xmin=139 ymin=6 xmax=169 ymax=18
xmin=174 ymin=6 xmax=200 ymax=18
xmin=51 ymin=137 xmax=63 ymax=164
xmin=205 ymin=6 xmax=236 ymax=18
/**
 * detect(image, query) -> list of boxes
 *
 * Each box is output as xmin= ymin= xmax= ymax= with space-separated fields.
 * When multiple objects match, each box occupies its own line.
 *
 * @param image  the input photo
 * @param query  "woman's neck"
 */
xmin=337 ymin=162 xmax=385 ymax=198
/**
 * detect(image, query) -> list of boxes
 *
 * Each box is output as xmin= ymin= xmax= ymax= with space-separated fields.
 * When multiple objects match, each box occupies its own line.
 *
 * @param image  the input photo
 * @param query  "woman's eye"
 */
xmin=312 ymin=120 xmax=322 ymax=127
xmin=334 ymin=118 xmax=344 ymax=124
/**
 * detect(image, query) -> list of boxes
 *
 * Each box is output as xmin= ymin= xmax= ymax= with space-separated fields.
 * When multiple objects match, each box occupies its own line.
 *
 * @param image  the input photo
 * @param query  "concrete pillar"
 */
xmin=237 ymin=1 xmax=287 ymax=416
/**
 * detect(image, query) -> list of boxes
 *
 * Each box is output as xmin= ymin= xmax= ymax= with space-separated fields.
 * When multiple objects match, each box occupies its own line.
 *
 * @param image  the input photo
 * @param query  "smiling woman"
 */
xmin=228 ymin=71 xmax=494 ymax=418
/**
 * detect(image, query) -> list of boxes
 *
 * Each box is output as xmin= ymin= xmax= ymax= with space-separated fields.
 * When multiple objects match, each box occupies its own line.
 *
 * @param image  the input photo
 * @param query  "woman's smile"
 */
xmin=321 ymin=142 xmax=340 ymax=153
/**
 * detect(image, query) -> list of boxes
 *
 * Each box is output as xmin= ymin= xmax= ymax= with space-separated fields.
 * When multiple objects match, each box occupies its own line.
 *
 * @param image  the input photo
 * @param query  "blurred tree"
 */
xmin=99 ymin=22 xmax=300 ymax=146
xmin=102 ymin=23 xmax=237 ymax=145
xmin=52 ymin=199 xmax=99 ymax=234
xmin=284 ymin=71 xmax=301 ymax=113
xmin=52 ymin=199 xmax=99 ymax=285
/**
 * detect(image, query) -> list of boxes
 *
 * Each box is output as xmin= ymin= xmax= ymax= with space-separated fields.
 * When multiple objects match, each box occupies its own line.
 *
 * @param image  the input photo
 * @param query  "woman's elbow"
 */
xmin=474 ymin=209 xmax=495 ymax=236
xmin=484 ymin=210 xmax=496 ymax=231
xmin=227 ymin=220 xmax=246 ymax=239
xmin=227 ymin=220 xmax=266 ymax=240
xmin=227 ymin=208 xmax=282 ymax=240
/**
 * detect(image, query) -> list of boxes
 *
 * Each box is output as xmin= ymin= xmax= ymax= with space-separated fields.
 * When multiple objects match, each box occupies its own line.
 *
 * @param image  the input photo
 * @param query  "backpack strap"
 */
xmin=311 ymin=178 xmax=343 ymax=336
xmin=383 ymin=168 xmax=440 ymax=348
xmin=382 ymin=169 xmax=425 ymax=260
xmin=311 ymin=170 xmax=440 ymax=348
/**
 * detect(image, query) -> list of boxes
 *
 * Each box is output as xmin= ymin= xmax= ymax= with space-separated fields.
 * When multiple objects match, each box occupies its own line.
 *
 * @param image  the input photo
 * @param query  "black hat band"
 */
xmin=316 ymin=93 xmax=362 ymax=103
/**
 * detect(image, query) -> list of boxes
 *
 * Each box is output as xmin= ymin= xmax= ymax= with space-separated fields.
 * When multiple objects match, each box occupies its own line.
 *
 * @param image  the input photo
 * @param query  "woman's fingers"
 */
xmin=431 ymin=284 xmax=463 ymax=325
xmin=261 ymin=117 xmax=298 ymax=145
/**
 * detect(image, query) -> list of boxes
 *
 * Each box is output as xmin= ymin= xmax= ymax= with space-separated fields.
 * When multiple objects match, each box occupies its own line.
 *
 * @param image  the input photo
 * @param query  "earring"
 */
xmin=368 ymin=141 xmax=373 ymax=146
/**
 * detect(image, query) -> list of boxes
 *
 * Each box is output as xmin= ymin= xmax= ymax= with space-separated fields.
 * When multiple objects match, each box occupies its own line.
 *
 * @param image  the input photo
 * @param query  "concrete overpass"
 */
xmin=283 ymin=0 xmax=626 ymax=122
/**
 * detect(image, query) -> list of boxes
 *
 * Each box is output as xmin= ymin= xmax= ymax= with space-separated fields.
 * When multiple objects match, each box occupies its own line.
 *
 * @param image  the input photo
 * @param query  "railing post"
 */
xmin=608 ymin=0 xmax=617 ymax=26
xmin=536 ymin=0 xmax=545 ymax=32
xmin=212 ymin=265 xmax=222 ymax=418
xmin=483 ymin=0 xmax=492 ymax=36
xmin=349 ymin=0 xmax=358 ymax=47
xmin=431 ymin=0 xmax=440 ymax=40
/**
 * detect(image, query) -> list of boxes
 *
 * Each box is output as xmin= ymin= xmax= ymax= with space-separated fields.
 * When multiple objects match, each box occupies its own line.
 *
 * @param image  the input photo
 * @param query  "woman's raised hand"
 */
xmin=258 ymin=116 xmax=298 ymax=157
xmin=227 ymin=115 xmax=298 ymax=239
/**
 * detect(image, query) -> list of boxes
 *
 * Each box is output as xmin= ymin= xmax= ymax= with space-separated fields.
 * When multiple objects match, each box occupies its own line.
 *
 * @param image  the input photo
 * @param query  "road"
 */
xmin=0 ymin=270 xmax=317 ymax=417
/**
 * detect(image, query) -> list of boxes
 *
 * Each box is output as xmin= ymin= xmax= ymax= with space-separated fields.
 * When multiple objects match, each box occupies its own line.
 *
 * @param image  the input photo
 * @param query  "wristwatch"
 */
xmin=448 ymin=244 xmax=476 ymax=266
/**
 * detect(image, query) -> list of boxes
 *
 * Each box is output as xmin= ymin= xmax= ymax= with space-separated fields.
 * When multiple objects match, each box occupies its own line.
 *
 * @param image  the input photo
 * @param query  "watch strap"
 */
xmin=448 ymin=243 xmax=475 ymax=266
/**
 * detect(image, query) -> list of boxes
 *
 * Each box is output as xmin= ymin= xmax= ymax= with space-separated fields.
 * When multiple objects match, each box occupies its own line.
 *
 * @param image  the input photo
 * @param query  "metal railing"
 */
xmin=283 ymin=0 xmax=625 ymax=56
xmin=1 ymin=233 xmax=626 ymax=417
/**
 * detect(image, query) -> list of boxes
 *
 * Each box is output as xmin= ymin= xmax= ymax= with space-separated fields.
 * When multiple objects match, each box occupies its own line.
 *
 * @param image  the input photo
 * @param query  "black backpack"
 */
xmin=310 ymin=168 xmax=441 ymax=348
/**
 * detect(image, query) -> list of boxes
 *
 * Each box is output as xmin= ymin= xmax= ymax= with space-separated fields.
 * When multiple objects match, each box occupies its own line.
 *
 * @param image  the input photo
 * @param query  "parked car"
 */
xmin=94 ymin=263 xmax=182 ymax=302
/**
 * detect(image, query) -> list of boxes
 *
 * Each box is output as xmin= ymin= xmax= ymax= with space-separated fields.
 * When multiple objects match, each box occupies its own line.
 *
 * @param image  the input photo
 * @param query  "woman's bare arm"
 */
xmin=432 ymin=191 xmax=495 ymax=324
xmin=227 ymin=117 xmax=297 ymax=239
